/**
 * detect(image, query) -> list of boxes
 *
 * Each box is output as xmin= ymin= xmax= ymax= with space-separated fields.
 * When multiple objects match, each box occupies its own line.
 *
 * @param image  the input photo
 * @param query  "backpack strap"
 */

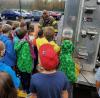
xmin=24 ymin=34 xmax=36 ymax=59
xmin=27 ymin=40 xmax=36 ymax=59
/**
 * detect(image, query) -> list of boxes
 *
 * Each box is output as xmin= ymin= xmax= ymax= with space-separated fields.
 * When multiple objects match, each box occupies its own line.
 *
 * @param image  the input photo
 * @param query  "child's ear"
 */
xmin=0 ymin=52 xmax=1 ymax=57
xmin=0 ymin=51 xmax=3 ymax=57
xmin=0 ymin=49 xmax=5 ymax=57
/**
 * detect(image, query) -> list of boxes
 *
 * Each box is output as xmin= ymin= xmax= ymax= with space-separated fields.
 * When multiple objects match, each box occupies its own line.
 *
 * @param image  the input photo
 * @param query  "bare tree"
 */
xmin=0 ymin=0 xmax=65 ymax=11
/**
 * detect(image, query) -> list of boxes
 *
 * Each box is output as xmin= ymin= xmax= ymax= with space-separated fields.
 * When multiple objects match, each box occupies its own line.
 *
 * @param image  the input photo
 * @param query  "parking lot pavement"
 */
xmin=1 ymin=19 xmax=35 ymax=24
xmin=1 ymin=18 xmax=62 ymax=43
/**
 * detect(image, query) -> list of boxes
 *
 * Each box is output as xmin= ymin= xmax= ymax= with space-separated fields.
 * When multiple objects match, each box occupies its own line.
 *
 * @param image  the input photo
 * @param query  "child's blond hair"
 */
xmin=2 ymin=24 xmax=12 ymax=34
xmin=12 ymin=21 xmax=20 ymax=29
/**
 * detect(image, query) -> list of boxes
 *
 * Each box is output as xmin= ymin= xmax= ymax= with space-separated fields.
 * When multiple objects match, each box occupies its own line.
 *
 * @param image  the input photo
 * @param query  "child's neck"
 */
xmin=41 ymin=70 xmax=56 ymax=74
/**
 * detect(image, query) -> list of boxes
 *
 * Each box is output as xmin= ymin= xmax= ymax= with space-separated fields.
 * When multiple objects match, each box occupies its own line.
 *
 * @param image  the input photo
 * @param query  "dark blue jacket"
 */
xmin=0 ymin=34 xmax=16 ymax=67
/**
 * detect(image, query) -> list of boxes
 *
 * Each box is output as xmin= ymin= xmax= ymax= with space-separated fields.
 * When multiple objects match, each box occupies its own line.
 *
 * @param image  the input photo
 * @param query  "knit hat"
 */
xmin=39 ymin=44 xmax=59 ymax=70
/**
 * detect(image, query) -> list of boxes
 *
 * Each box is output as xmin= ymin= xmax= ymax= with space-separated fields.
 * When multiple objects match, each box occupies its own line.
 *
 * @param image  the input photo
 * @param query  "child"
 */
xmin=28 ymin=23 xmax=39 ymax=73
xmin=59 ymin=40 xmax=77 ymax=83
xmin=35 ymin=23 xmax=42 ymax=37
xmin=30 ymin=44 xmax=69 ymax=98
xmin=44 ymin=26 xmax=60 ymax=54
xmin=12 ymin=21 xmax=20 ymax=30
xmin=9 ymin=21 xmax=20 ymax=41
xmin=0 ymin=72 xmax=17 ymax=98
xmin=28 ymin=23 xmax=36 ymax=42
xmin=34 ymin=29 xmax=48 ymax=50
xmin=0 ymin=22 xmax=2 ymax=34
xmin=13 ymin=21 xmax=27 ymax=43
xmin=0 ymin=24 xmax=16 ymax=67
xmin=14 ymin=27 xmax=33 ymax=93
xmin=0 ymin=41 xmax=20 ymax=88
xmin=6 ymin=20 xmax=13 ymax=26
xmin=20 ymin=21 xmax=27 ymax=31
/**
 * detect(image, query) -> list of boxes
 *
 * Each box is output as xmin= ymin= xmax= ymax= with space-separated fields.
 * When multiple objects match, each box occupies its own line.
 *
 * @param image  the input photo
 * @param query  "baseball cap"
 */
xmin=39 ymin=44 xmax=59 ymax=70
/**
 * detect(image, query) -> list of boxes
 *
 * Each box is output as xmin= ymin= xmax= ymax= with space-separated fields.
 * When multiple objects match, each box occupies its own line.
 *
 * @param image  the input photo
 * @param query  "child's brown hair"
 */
xmin=44 ymin=26 xmax=55 ymax=41
xmin=0 ymin=72 xmax=17 ymax=98
xmin=0 ymin=22 xmax=2 ymax=33
xmin=29 ymin=23 xmax=34 ymax=32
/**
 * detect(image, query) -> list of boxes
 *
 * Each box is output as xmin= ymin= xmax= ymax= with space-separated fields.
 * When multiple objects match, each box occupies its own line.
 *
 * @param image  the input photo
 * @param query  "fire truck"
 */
xmin=58 ymin=0 xmax=100 ymax=98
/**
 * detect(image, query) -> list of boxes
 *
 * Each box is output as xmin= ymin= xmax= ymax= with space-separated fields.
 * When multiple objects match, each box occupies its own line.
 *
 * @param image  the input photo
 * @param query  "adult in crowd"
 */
xmin=39 ymin=10 xmax=58 ymax=33
xmin=30 ymin=44 xmax=69 ymax=98
xmin=14 ymin=27 xmax=33 ymax=93
xmin=44 ymin=26 xmax=60 ymax=54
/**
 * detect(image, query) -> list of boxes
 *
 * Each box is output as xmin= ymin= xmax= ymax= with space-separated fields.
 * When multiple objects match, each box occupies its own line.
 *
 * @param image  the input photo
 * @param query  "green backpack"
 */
xmin=14 ymin=40 xmax=33 ymax=73
xmin=59 ymin=40 xmax=77 ymax=83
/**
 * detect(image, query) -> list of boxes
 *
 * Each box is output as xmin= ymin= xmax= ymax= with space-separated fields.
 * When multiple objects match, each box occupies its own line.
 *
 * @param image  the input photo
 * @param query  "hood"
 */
xmin=14 ymin=40 xmax=27 ymax=51
xmin=61 ymin=40 xmax=74 ymax=54
xmin=0 ymin=34 xmax=10 ymax=43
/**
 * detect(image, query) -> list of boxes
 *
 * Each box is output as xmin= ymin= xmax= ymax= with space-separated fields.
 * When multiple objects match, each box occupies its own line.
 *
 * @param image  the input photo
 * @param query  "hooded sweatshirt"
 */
xmin=0 ymin=34 xmax=16 ymax=67
xmin=0 ymin=62 xmax=20 ymax=88
xmin=14 ymin=40 xmax=33 ymax=73
xmin=59 ymin=40 xmax=77 ymax=83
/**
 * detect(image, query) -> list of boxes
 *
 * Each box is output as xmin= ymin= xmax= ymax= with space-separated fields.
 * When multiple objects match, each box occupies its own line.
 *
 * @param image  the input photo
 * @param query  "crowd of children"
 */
xmin=0 ymin=19 xmax=77 ymax=98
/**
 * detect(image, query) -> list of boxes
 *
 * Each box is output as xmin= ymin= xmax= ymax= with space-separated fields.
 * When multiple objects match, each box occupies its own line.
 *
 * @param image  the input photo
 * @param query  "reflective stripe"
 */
xmin=52 ymin=21 xmax=58 ymax=33
xmin=39 ymin=24 xmax=43 ymax=27
xmin=54 ymin=29 xmax=58 ymax=33
xmin=52 ymin=21 xmax=58 ymax=25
